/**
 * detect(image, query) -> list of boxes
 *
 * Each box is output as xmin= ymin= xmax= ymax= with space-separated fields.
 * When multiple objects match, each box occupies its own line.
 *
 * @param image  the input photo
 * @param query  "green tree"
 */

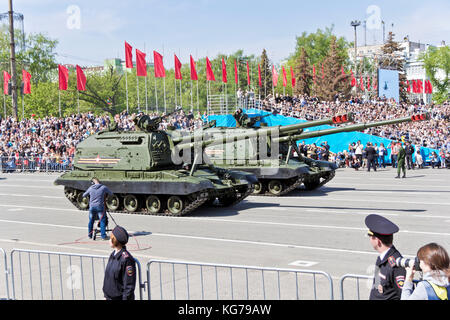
xmin=293 ymin=47 xmax=312 ymax=96
xmin=420 ymin=45 xmax=450 ymax=104
xmin=314 ymin=37 xmax=351 ymax=101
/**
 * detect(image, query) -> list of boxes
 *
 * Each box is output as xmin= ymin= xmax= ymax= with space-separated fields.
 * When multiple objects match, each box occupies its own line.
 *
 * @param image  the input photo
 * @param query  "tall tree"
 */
xmin=293 ymin=47 xmax=312 ymax=96
xmin=314 ymin=37 xmax=351 ymax=101
xmin=379 ymin=32 xmax=407 ymax=101
xmin=259 ymin=49 xmax=272 ymax=99
xmin=420 ymin=45 xmax=450 ymax=104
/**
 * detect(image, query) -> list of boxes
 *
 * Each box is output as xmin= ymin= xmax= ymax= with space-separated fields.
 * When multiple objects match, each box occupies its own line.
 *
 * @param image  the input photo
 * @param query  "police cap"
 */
xmin=112 ymin=225 xmax=129 ymax=245
xmin=365 ymin=214 xmax=399 ymax=237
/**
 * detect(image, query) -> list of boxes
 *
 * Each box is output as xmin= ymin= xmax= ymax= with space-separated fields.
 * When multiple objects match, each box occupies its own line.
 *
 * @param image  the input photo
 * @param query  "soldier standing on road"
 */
xmin=365 ymin=214 xmax=406 ymax=300
xmin=396 ymin=142 xmax=406 ymax=178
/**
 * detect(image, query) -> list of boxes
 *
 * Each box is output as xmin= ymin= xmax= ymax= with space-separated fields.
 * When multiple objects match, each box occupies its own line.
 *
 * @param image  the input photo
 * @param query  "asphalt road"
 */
xmin=0 ymin=167 xmax=449 ymax=299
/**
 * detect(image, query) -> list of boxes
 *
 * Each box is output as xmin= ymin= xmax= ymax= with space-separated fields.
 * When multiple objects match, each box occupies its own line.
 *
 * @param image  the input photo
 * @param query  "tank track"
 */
xmin=64 ymin=188 xmax=210 ymax=217
xmin=253 ymin=176 xmax=303 ymax=197
xmin=302 ymin=170 xmax=336 ymax=190
xmin=217 ymin=184 xmax=255 ymax=207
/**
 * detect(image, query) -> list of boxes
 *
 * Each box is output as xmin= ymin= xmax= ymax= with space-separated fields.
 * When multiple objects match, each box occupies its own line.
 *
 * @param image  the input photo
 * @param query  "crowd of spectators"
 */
xmin=0 ymin=92 xmax=449 ymax=172
xmin=0 ymin=109 xmax=204 ymax=172
xmin=258 ymin=93 xmax=449 ymax=168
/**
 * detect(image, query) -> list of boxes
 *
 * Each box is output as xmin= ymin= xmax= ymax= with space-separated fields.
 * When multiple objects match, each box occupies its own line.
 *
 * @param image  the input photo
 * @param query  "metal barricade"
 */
xmin=146 ymin=259 xmax=334 ymax=300
xmin=0 ymin=156 xmax=73 ymax=173
xmin=339 ymin=274 xmax=374 ymax=300
xmin=0 ymin=248 xmax=9 ymax=300
xmin=9 ymin=249 xmax=144 ymax=300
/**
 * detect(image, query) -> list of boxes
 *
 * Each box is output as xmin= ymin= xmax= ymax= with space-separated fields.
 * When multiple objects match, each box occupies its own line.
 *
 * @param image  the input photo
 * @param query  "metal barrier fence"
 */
xmin=9 ymin=249 xmax=144 ymax=300
xmin=0 ymin=248 xmax=9 ymax=300
xmin=339 ymin=274 xmax=374 ymax=300
xmin=146 ymin=259 xmax=334 ymax=300
xmin=0 ymin=156 xmax=73 ymax=173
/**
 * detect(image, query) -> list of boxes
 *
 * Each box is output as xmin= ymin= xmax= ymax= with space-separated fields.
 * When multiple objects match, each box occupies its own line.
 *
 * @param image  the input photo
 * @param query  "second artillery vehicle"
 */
xmin=172 ymin=111 xmax=430 ymax=196
xmin=54 ymin=110 xmax=257 ymax=216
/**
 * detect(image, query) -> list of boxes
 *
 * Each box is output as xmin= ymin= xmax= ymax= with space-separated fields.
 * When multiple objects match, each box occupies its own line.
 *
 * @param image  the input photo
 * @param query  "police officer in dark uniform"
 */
xmin=365 ymin=214 xmax=406 ymax=300
xmin=365 ymin=142 xmax=377 ymax=172
xmin=103 ymin=225 xmax=137 ymax=300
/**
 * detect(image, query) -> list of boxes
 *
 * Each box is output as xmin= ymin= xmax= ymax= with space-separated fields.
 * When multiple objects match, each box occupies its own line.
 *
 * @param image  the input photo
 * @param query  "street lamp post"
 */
xmin=351 ymin=20 xmax=361 ymax=95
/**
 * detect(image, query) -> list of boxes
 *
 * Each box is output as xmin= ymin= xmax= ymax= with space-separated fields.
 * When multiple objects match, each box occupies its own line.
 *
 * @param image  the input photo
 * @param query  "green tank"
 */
xmin=169 ymin=112 xmax=354 ymax=196
xmin=177 ymin=112 xmax=430 ymax=196
xmin=54 ymin=110 xmax=257 ymax=216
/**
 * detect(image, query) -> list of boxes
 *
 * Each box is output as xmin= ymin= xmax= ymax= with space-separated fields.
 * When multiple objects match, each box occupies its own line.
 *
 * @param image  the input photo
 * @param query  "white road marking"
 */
xmin=0 ymin=193 xmax=64 ymax=199
xmin=289 ymin=260 xmax=318 ymax=267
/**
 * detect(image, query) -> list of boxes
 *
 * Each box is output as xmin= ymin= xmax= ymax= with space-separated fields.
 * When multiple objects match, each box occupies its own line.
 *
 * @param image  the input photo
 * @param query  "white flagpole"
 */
xmin=77 ymin=91 xmax=80 ymax=114
xmin=174 ymin=74 xmax=177 ymax=106
xmin=3 ymin=93 xmax=6 ymax=119
xmin=196 ymin=80 xmax=199 ymax=114
xmin=58 ymin=90 xmax=61 ymax=117
xmin=136 ymin=75 xmax=140 ymax=112
xmin=125 ymin=67 xmax=129 ymax=113
xmin=163 ymin=77 xmax=166 ymax=114
xmin=190 ymin=79 xmax=193 ymax=110
xmin=179 ymin=79 xmax=182 ymax=108
xmin=154 ymin=66 xmax=158 ymax=113
xmin=22 ymin=92 xmax=24 ymax=119
xmin=145 ymin=75 xmax=148 ymax=113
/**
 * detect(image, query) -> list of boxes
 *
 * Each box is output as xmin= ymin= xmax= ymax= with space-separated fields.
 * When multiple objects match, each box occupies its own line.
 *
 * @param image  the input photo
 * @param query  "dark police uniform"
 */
xmin=365 ymin=214 xmax=406 ymax=300
xmin=103 ymin=247 xmax=137 ymax=300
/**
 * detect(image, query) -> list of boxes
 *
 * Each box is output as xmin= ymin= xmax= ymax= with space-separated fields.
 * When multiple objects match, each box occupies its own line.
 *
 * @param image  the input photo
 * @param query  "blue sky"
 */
xmin=2 ymin=0 xmax=449 ymax=68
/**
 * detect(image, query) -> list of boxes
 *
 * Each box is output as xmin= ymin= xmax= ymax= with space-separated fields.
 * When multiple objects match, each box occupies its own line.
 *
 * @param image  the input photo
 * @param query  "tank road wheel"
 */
xmin=167 ymin=196 xmax=184 ymax=215
xmin=267 ymin=180 xmax=283 ymax=195
xmin=146 ymin=195 xmax=162 ymax=214
xmin=106 ymin=194 xmax=121 ymax=211
xmin=124 ymin=194 xmax=139 ymax=213
xmin=252 ymin=182 xmax=264 ymax=195
xmin=76 ymin=192 xmax=89 ymax=210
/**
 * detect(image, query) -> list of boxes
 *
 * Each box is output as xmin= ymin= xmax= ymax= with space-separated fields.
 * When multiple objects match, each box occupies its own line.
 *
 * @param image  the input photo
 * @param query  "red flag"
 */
xmin=412 ymin=80 xmax=417 ymax=93
xmin=189 ymin=55 xmax=198 ymax=81
xmin=3 ymin=71 xmax=10 ymax=95
xmin=76 ymin=65 xmax=86 ymax=91
xmin=174 ymin=54 xmax=182 ymax=80
xmin=417 ymin=79 xmax=423 ymax=93
xmin=272 ymin=65 xmax=278 ymax=87
xmin=206 ymin=57 xmax=215 ymax=81
xmin=246 ymin=61 xmax=250 ymax=86
xmin=58 ymin=64 xmax=69 ymax=91
xmin=290 ymin=66 xmax=295 ymax=88
xmin=312 ymin=64 xmax=316 ymax=84
xmin=406 ymin=80 xmax=411 ymax=93
xmin=153 ymin=51 xmax=165 ymax=78
xmin=234 ymin=60 xmax=238 ymax=84
xmin=221 ymin=57 xmax=227 ymax=83
xmin=425 ymin=80 xmax=433 ymax=94
xmin=22 ymin=69 xmax=31 ymax=94
xmin=350 ymin=70 xmax=355 ymax=86
xmin=367 ymin=77 xmax=371 ymax=90
xmin=282 ymin=66 xmax=287 ymax=87
xmin=258 ymin=64 xmax=262 ymax=87
xmin=341 ymin=65 xmax=345 ymax=76
xmin=135 ymin=49 xmax=147 ymax=77
xmin=124 ymin=41 xmax=133 ymax=69
xmin=360 ymin=76 xmax=364 ymax=91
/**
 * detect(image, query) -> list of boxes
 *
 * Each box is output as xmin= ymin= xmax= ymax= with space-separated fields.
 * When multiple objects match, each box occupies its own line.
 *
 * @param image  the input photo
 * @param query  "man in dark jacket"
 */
xmin=365 ymin=142 xmax=377 ymax=172
xmin=405 ymin=141 xmax=415 ymax=170
xmin=83 ymin=177 xmax=113 ymax=240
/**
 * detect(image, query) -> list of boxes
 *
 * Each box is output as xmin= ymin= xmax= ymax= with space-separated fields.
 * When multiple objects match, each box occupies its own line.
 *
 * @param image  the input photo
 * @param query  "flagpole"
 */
xmin=154 ymin=67 xmax=158 ymax=113
xmin=125 ymin=67 xmax=129 ymax=113
xmin=179 ymin=79 xmax=182 ymax=109
xmin=174 ymin=69 xmax=177 ymax=107
xmin=136 ymin=75 xmax=140 ymax=112
xmin=190 ymin=79 xmax=193 ymax=110
xmin=21 ymin=92 xmax=24 ymax=119
xmin=145 ymin=76 xmax=149 ymax=113
xmin=3 ymin=93 xmax=6 ymax=119
xmin=163 ymin=77 xmax=166 ymax=113
xmin=77 ymin=91 xmax=80 ymax=114
xmin=58 ymin=90 xmax=61 ymax=117
xmin=196 ymin=80 xmax=199 ymax=114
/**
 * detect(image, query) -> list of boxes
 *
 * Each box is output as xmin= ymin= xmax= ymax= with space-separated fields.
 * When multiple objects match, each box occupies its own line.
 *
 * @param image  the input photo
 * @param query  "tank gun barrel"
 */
xmin=273 ymin=113 xmax=430 ymax=144
xmin=280 ymin=112 xmax=354 ymax=135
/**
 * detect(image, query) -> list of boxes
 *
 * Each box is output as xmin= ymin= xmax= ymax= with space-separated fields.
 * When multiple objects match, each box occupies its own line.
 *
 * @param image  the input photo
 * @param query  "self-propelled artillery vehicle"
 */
xmin=174 ymin=112 xmax=430 ymax=196
xmin=54 ymin=110 xmax=257 ymax=216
